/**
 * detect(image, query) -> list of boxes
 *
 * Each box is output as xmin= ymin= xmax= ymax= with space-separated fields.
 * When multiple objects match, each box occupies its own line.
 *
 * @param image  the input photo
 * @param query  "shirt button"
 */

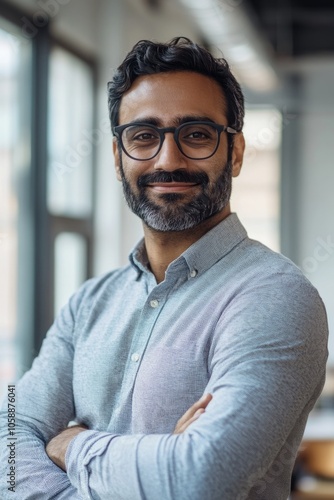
xmin=131 ymin=353 xmax=140 ymax=362
xmin=150 ymin=299 xmax=159 ymax=308
xmin=190 ymin=269 xmax=197 ymax=278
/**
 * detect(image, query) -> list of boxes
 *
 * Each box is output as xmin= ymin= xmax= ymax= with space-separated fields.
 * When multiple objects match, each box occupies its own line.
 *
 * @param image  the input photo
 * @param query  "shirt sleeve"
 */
xmin=65 ymin=276 xmax=328 ymax=500
xmin=0 ymin=290 xmax=83 ymax=499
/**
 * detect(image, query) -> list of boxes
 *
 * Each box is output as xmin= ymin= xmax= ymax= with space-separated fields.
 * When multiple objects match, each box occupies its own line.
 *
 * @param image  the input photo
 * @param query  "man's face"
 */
xmin=113 ymin=71 xmax=244 ymax=232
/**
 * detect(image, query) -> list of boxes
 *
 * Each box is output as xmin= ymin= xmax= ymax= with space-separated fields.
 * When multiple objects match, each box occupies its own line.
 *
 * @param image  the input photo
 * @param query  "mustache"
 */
xmin=137 ymin=170 xmax=209 ymax=187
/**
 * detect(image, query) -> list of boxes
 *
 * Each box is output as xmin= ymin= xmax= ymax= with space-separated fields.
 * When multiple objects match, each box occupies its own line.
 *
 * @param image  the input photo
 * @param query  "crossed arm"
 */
xmin=0 ymin=277 xmax=328 ymax=499
xmin=46 ymin=393 xmax=213 ymax=472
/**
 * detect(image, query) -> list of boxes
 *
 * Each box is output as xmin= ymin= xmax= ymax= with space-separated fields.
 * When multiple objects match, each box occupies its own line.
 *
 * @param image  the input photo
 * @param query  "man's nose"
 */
xmin=153 ymin=133 xmax=188 ymax=171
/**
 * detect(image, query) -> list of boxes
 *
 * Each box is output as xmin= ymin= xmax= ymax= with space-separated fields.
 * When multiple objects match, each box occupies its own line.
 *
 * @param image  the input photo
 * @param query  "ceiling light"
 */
xmin=179 ymin=0 xmax=279 ymax=92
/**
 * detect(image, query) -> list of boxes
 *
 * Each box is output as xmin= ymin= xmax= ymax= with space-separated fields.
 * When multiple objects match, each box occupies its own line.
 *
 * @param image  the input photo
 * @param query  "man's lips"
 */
xmin=147 ymin=182 xmax=199 ymax=193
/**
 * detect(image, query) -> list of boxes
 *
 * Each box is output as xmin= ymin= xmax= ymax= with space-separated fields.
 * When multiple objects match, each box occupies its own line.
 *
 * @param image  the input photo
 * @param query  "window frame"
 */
xmin=0 ymin=1 xmax=97 ymax=368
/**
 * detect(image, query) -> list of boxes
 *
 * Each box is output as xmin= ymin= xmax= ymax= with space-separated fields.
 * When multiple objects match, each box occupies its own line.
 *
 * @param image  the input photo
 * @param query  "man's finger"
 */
xmin=177 ymin=393 xmax=212 ymax=425
xmin=174 ymin=393 xmax=212 ymax=434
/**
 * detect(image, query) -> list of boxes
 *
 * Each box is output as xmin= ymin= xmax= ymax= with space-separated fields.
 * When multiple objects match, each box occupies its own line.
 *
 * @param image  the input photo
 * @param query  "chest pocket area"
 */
xmin=131 ymin=344 xmax=209 ymax=434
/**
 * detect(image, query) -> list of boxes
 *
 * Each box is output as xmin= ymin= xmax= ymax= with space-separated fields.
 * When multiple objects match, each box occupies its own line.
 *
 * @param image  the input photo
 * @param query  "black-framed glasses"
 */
xmin=112 ymin=121 xmax=238 ymax=161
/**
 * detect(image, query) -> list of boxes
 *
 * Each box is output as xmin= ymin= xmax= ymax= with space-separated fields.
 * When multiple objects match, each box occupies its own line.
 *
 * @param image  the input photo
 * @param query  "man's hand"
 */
xmin=173 ymin=393 xmax=212 ymax=434
xmin=45 ymin=395 xmax=212 ymax=471
xmin=46 ymin=424 xmax=87 ymax=471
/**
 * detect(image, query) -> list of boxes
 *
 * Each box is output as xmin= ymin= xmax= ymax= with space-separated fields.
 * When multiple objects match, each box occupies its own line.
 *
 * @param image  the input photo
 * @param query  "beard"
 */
xmin=118 ymin=157 xmax=233 ymax=232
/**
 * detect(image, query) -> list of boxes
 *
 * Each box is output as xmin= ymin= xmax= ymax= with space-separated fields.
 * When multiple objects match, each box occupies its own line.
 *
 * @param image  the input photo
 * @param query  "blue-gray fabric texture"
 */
xmin=0 ymin=213 xmax=328 ymax=499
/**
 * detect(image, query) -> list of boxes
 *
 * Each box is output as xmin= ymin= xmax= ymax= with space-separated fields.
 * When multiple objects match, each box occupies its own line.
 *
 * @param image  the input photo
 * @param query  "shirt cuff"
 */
xmin=65 ymin=429 xmax=119 ymax=498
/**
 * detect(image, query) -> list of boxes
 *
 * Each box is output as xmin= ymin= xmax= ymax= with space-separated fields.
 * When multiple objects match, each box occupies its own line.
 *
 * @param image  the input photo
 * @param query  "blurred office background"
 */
xmin=0 ymin=0 xmax=334 ymax=493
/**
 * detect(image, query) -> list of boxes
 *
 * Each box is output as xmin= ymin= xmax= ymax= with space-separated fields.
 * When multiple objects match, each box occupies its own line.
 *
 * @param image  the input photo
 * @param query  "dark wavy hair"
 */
xmin=107 ymin=37 xmax=244 ymax=133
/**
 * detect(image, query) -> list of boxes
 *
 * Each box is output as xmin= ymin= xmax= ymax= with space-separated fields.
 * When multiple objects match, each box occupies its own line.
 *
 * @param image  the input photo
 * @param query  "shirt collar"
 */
xmin=129 ymin=213 xmax=247 ymax=278
xmin=181 ymin=213 xmax=247 ymax=276
xmin=129 ymin=239 xmax=149 ymax=277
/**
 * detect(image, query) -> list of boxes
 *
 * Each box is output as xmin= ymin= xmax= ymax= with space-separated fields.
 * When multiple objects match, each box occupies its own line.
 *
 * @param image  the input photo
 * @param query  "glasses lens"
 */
xmin=178 ymin=123 xmax=218 ymax=159
xmin=122 ymin=125 xmax=161 ymax=160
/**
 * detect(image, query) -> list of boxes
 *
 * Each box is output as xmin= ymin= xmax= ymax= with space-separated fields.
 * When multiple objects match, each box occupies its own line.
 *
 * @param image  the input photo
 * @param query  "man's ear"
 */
xmin=231 ymin=133 xmax=245 ymax=178
xmin=113 ymin=138 xmax=122 ymax=181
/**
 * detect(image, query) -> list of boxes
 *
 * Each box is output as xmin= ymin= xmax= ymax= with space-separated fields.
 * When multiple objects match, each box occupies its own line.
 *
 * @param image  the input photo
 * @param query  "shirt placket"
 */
xmin=111 ymin=275 xmax=172 ymax=426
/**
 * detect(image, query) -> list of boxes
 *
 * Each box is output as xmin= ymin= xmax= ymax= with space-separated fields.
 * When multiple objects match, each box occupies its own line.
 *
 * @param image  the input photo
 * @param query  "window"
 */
xmin=54 ymin=232 xmax=87 ymax=315
xmin=231 ymin=108 xmax=281 ymax=251
xmin=47 ymin=47 xmax=94 ymax=218
xmin=0 ymin=17 xmax=33 ymax=399
xmin=47 ymin=45 xmax=95 ymax=317
xmin=0 ymin=6 xmax=96 ymax=401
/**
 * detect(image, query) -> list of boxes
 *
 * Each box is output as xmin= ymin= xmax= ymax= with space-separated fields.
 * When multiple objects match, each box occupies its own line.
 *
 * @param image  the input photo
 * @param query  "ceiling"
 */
xmin=244 ymin=0 xmax=334 ymax=58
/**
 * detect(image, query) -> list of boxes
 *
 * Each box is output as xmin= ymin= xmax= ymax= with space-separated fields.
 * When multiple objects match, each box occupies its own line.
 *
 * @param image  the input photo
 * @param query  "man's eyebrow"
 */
xmin=175 ymin=115 xmax=216 ymax=126
xmin=125 ymin=115 xmax=217 ymax=127
xmin=125 ymin=117 xmax=161 ymax=127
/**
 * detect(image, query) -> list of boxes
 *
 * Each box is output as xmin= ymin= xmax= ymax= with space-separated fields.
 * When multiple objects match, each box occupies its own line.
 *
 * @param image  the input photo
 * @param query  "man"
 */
xmin=0 ymin=37 xmax=328 ymax=499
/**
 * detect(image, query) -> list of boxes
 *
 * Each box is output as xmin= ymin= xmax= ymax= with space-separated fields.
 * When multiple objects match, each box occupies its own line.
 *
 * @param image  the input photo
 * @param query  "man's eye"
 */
xmin=181 ymin=130 xmax=214 ymax=143
xmin=132 ymin=132 xmax=158 ymax=141
xmin=187 ymin=131 xmax=208 ymax=139
xmin=180 ymin=124 xmax=216 ymax=142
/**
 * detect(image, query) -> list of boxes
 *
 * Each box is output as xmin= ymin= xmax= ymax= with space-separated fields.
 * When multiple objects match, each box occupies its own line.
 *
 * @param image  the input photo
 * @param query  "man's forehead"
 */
xmin=119 ymin=71 xmax=228 ymax=124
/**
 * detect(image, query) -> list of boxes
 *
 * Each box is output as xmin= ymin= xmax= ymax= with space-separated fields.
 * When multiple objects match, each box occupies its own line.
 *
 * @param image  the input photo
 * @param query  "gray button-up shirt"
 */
xmin=0 ymin=214 xmax=328 ymax=499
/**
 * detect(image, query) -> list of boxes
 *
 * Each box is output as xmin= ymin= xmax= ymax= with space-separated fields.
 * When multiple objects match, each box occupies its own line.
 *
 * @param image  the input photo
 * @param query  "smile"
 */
xmin=147 ymin=182 xmax=199 ymax=193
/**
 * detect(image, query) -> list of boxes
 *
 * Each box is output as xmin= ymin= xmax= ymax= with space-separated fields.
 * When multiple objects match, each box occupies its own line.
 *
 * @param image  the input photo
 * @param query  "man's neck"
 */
xmin=143 ymin=205 xmax=231 ymax=283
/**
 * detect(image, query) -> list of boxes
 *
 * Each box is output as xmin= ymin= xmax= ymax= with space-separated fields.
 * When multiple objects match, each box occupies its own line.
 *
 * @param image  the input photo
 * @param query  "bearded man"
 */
xmin=0 ymin=37 xmax=328 ymax=500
